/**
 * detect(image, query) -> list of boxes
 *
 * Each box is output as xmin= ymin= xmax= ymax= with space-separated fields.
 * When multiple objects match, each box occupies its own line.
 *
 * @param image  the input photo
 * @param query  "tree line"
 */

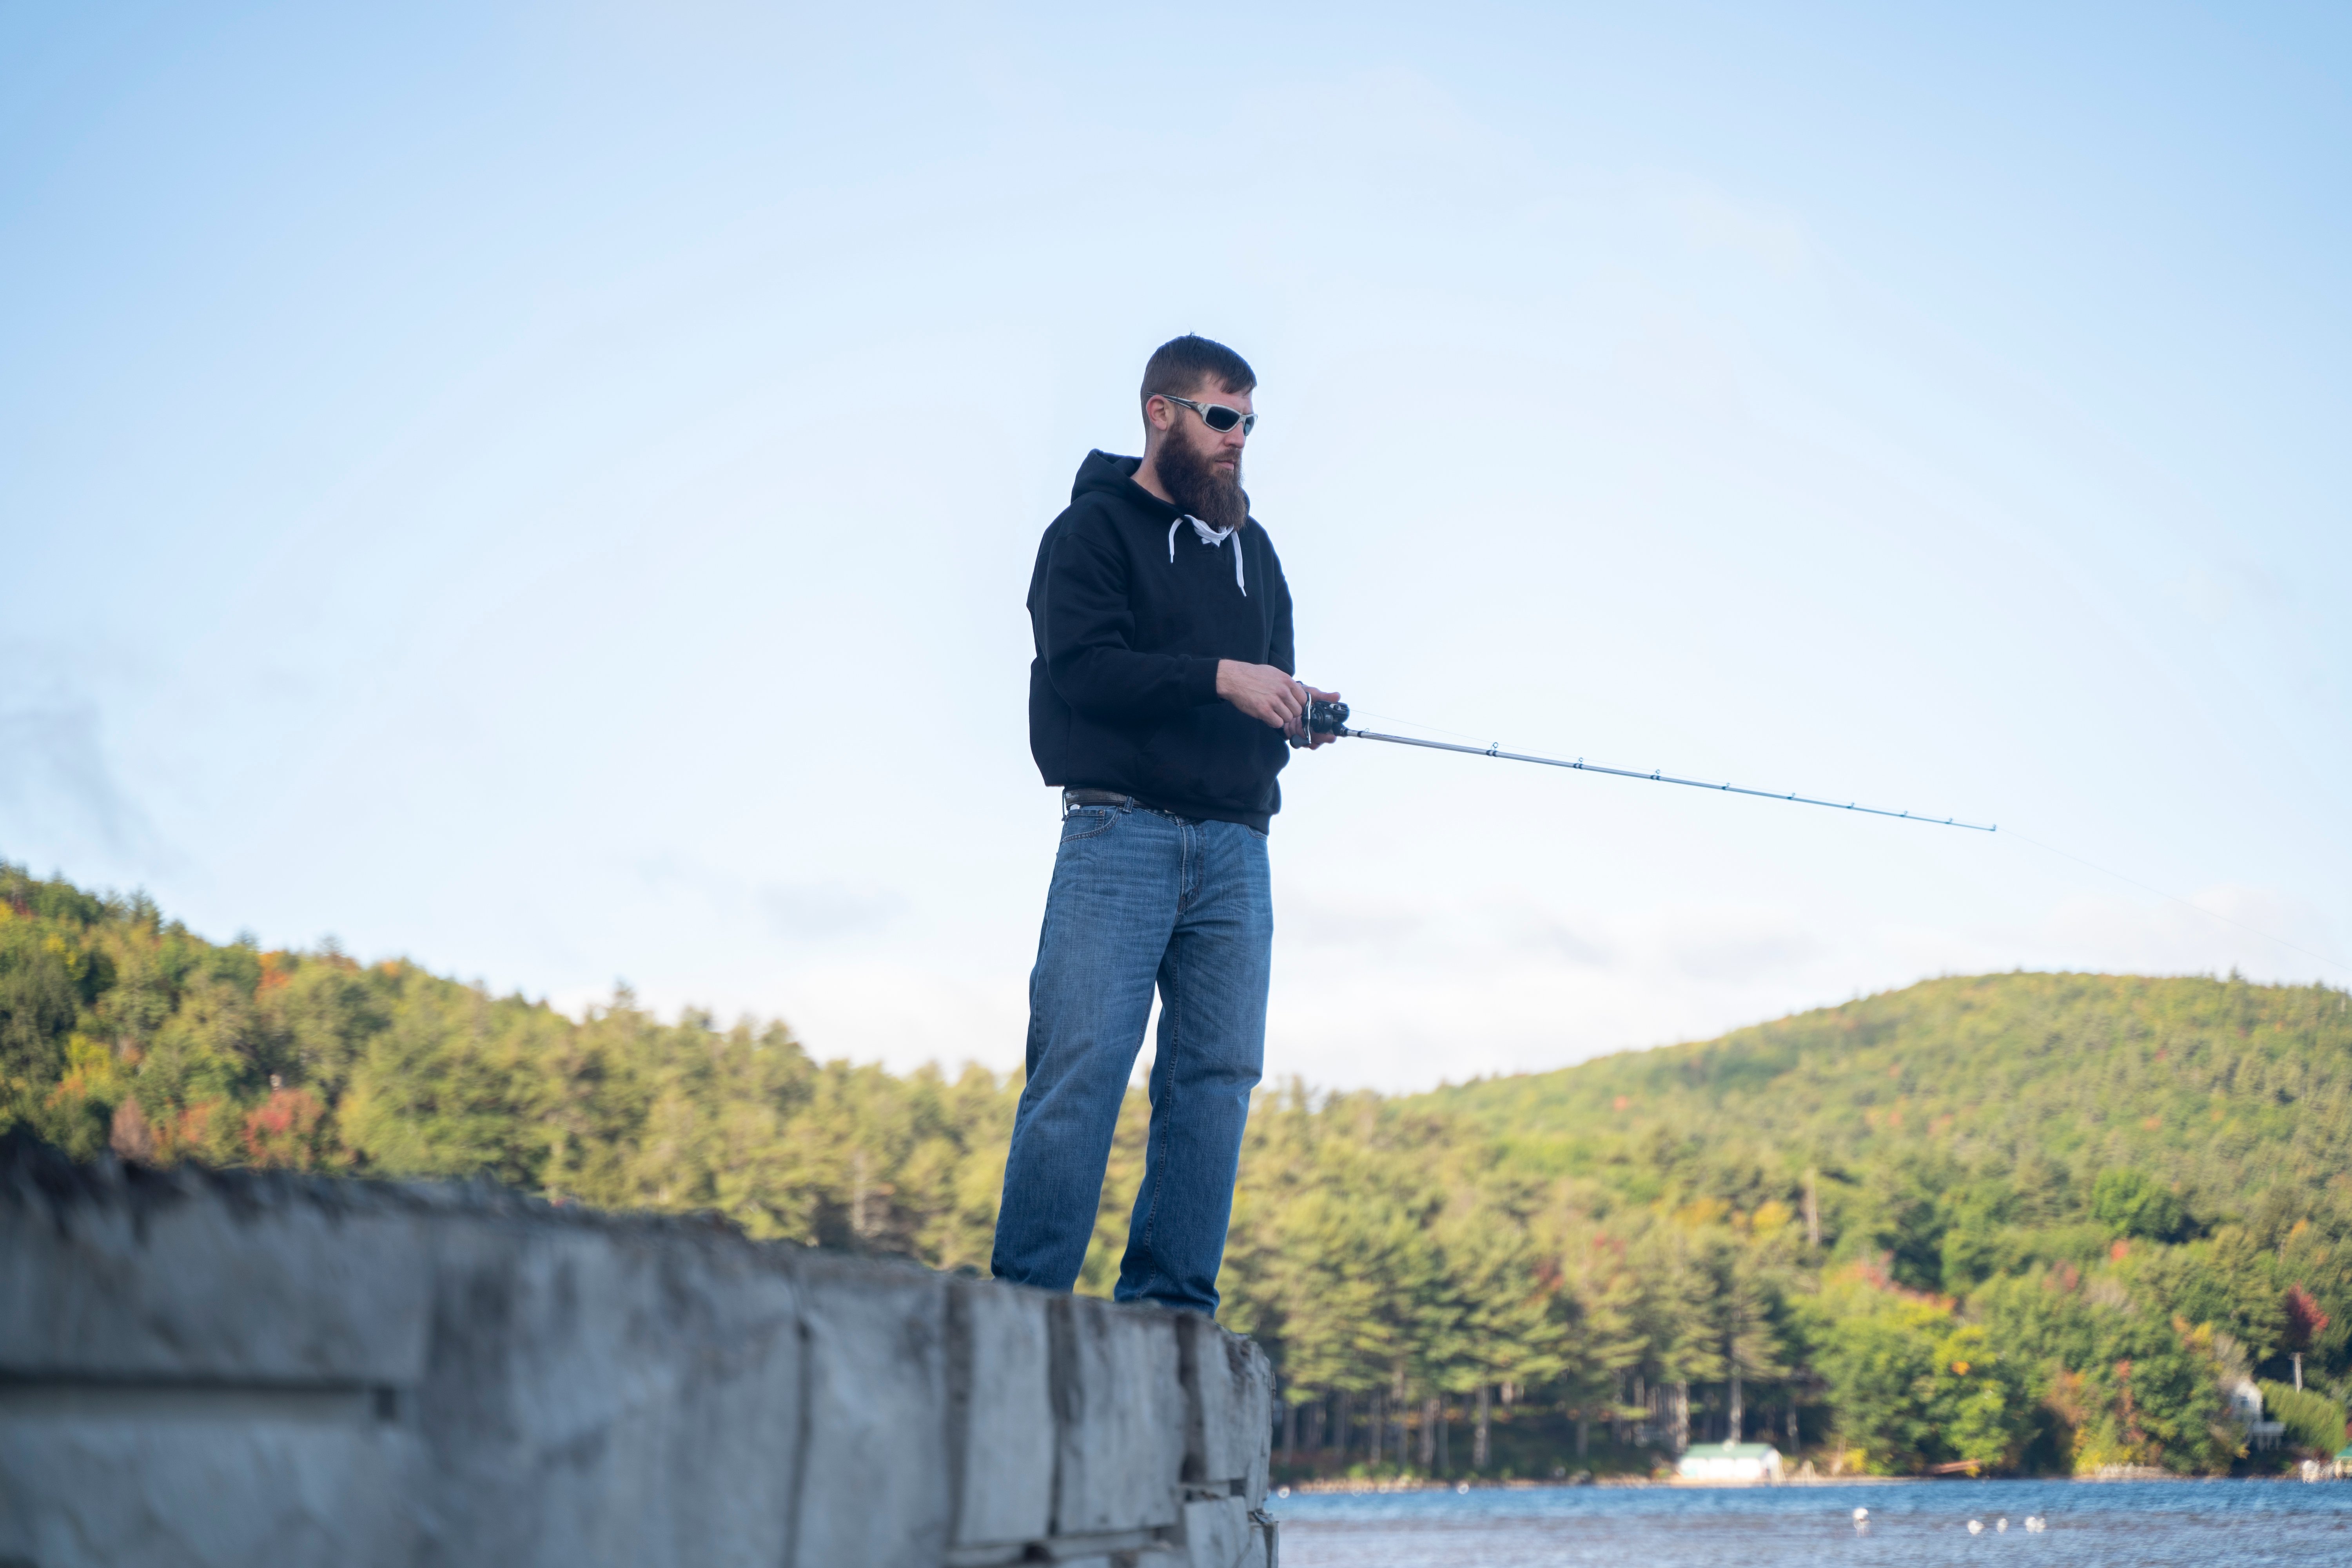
xmin=5 ymin=862 xmax=2348 ymax=1476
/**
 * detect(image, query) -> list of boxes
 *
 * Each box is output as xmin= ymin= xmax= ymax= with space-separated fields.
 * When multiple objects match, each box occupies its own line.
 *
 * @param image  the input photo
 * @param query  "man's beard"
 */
xmin=1157 ymin=427 xmax=1249 ymax=533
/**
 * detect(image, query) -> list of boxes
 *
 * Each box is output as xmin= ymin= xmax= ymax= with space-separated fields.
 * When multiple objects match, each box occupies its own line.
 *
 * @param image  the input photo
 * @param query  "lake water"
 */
xmin=1271 ymin=1479 xmax=2352 ymax=1567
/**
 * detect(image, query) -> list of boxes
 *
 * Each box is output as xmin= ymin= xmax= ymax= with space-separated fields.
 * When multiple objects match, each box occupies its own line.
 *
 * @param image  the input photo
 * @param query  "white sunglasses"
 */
xmin=1158 ymin=394 xmax=1257 ymax=436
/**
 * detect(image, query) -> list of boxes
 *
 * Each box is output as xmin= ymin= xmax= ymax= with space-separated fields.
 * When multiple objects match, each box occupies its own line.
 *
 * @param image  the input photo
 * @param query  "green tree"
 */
xmin=2094 ymin=1169 xmax=2187 ymax=1242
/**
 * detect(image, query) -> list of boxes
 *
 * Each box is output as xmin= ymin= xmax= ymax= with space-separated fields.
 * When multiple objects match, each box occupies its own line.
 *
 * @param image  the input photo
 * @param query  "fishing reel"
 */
xmin=1298 ymin=701 xmax=1355 ymax=748
xmin=1288 ymin=697 xmax=1350 ymax=749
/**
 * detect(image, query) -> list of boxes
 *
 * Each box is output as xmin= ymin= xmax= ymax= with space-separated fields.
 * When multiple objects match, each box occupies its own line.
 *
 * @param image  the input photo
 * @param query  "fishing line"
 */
xmin=1347 ymin=708 xmax=1506 ymax=748
xmin=1309 ymin=698 xmax=2348 ymax=978
xmin=2000 ymin=829 xmax=2349 ymax=978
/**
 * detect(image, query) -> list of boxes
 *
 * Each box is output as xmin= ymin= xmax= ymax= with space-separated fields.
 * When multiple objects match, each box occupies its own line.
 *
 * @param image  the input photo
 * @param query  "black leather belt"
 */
xmin=1062 ymin=787 xmax=1196 ymax=821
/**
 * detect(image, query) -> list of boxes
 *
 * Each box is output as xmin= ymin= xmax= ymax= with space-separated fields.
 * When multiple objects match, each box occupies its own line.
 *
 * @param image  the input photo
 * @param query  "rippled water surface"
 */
xmin=1272 ymin=1480 xmax=2352 ymax=1568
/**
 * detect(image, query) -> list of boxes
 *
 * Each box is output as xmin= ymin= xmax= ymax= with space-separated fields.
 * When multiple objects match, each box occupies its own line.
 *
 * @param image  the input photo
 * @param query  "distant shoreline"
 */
xmin=1281 ymin=1475 xmax=1911 ymax=1494
xmin=1278 ymin=1472 xmax=2314 ymax=1495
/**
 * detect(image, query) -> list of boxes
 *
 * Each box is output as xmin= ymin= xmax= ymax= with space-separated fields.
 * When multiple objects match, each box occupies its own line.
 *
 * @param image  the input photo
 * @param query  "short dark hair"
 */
xmin=1140 ymin=334 xmax=1256 ymax=412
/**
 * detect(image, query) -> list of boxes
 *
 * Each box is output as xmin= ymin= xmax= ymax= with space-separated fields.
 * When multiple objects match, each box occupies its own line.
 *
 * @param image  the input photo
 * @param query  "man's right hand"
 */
xmin=1216 ymin=660 xmax=1306 ymax=731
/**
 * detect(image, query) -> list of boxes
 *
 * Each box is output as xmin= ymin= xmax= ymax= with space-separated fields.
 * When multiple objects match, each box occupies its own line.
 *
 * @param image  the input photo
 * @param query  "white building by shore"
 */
xmin=1675 ymin=1442 xmax=1786 ymax=1485
xmin=2230 ymin=1378 xmax=2288 ymax=1450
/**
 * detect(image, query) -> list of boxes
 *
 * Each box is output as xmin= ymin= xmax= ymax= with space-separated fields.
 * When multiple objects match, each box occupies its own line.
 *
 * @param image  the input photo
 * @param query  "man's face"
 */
xmin=1152 ymin=381 xmax=1253 ymax=485
xmin=1149 ymin=381 xmax=1254 ymax=531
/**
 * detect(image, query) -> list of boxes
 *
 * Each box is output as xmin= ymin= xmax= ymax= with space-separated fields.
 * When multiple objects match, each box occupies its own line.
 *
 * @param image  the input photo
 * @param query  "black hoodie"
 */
xmin=1027 ymin=450 xmax=1296 ymax=831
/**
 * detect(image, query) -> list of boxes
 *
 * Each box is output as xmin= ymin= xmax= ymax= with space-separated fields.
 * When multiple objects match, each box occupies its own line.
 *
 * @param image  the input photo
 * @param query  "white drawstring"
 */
xmin=1165 ymin=514 xmax=1246 ymax=595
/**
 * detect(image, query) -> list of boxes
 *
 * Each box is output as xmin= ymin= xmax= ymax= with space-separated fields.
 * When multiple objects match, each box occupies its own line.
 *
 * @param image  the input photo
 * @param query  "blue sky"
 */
xmin=5 ymin=3 xmax=2347 ymax=1089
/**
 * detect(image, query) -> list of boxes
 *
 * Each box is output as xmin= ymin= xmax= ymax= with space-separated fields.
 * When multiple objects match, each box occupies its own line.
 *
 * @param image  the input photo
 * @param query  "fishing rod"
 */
xmin=1302 ymin=700 xmax=1995 ymax=833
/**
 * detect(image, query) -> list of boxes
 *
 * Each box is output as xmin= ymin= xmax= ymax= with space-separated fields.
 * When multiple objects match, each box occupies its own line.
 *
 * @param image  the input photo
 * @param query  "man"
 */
xmin=991 ymin=335 xmax=1338 ymax=1315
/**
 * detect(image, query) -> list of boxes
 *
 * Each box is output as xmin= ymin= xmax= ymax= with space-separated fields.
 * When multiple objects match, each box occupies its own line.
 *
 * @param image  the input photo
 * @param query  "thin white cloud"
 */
xmin=0 ymin=688 xmax=163 ymax=868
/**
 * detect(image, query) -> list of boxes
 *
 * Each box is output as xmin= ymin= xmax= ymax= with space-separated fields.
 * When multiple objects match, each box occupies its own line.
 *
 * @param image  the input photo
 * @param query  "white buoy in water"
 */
xmin=1968 ymin=1519 xmax=1984 ymax=1535
xmin=1996 ymin=1517 xmax=2008 ymax=1533
xmin=1456 ymin=1481 xmax=1469 ymax=1494
xmin=1853 ymin=1507 xmax=1869 ymax=1521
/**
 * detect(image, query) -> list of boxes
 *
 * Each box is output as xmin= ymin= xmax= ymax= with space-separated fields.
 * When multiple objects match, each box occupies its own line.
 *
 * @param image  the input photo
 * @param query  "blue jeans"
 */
xmin=990 ymin=802 xmax=1271 ymax=1314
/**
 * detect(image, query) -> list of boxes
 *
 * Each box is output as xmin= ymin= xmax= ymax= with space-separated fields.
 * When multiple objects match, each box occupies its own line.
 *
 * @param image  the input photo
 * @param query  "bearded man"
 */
xmin=992 ymin=335 xmax=1340 ymax=1315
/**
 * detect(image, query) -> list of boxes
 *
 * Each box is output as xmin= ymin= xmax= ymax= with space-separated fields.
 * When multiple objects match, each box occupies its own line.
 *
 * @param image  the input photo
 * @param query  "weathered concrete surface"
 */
xmin=412 ymin=1217 xmax=805 ymax=1567
xmin=951 ymin=1279 xmax=1055 ymax=1551
xmin=1181 ymin=1313 xmax=1274 ymax=1507
xmin=791 ymin=1253 xmax=948 ymax=1566
xmin=0 ymin=1134 xmax=1275 ymax=1568
xmin=1051 ymin=1294 xmax=1187 ymax=1538
xmin=2 ymin=1164 xmax=435 ymax=1384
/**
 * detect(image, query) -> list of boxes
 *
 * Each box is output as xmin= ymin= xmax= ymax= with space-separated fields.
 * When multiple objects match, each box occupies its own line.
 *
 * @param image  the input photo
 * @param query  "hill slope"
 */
xmin=1426 ymin=972 xmax=2352 ymax=1291
xmin=1446 ymin=971 xmax=2352 ymax=1192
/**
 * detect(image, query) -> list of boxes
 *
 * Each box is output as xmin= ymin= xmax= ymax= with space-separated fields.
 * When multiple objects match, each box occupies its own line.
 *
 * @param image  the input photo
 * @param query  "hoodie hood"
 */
xmin=1073 ymin=450 xmax=1249 ymax=594
xmin=1070 ymin=449 xmax=1178 ymax=516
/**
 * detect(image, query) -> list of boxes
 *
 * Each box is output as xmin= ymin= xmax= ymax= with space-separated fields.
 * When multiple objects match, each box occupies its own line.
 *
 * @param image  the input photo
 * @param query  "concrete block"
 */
xmin=414 ymin=1217 xmax=804 ymax=1568
xmin=0 ymin=1161 xmax=432 ymax=1384
xmin=1051 ymin=1296 xmax=1185 ymax=1535
xmin=1182 ymin=1495 xmax=1252 ymax=1568
xmin=1240 ymin=1345 xmax=1272 ymax=1509
xmin=0 ymin=1384 xmax=417 ymax=1568
xmin=951 ymin=1279 xmax=1056 ymax=1548
xmin=792 ymin=1252 xmax=953 ymax=1568
xmin=1181 ymin=1315 xmax=1272 ymax=1503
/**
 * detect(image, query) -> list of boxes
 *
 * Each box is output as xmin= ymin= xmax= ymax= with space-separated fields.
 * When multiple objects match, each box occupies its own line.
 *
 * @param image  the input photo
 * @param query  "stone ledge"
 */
xmin=0 ymin=1134 xmax=1275 ymax=1568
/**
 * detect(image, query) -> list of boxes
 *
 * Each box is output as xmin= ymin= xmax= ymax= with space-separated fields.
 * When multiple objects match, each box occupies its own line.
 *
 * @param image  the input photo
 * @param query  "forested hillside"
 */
xmin=6 ymin=862 xmax=2349 ymax=1479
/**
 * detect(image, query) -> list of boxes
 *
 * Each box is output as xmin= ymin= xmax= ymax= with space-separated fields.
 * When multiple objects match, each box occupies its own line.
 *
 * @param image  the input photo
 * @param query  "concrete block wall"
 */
xmin=0 ymin=1136 xmax=1276 ymax=1568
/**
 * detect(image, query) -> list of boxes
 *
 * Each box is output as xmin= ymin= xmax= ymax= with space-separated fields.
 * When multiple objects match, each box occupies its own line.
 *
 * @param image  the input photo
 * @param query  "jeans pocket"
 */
xmin=1059 ymin=806 xmax=1120 ymax=843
